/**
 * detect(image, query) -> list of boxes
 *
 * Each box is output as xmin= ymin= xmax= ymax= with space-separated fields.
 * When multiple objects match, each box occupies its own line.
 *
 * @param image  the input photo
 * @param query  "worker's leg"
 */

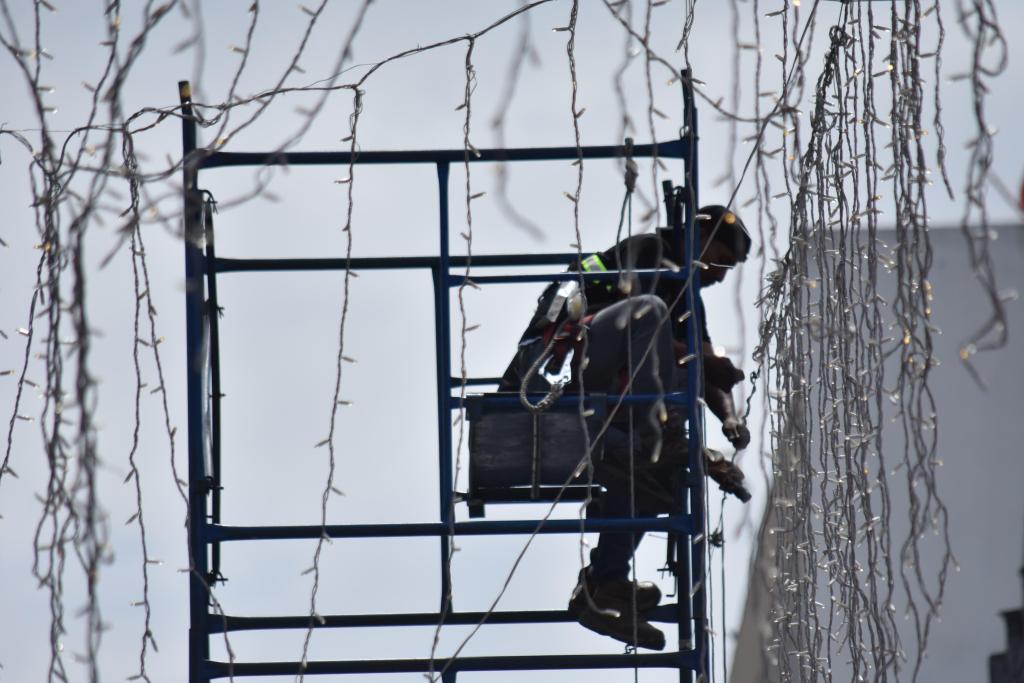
xmin=580 ymin=294 xmax=677 ymax=397
xmin=589 ymin=479 xmax=642 ymax=582
xmin=570 ymin=471 xmax=665 ymax=651
xmin=581 ymin=295 xmax=677 ymax=580
xmin=564 ymin=295 xmax=676 ymax=649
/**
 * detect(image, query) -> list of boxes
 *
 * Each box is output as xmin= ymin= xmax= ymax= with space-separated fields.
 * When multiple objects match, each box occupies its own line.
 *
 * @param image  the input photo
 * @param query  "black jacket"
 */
xmin=570 ymin=228 xmax=709 ymax=345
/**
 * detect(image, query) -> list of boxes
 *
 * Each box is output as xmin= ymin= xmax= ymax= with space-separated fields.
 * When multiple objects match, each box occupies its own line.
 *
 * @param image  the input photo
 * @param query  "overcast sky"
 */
xmin=1 ymin=2 xmax=1022 ymax=682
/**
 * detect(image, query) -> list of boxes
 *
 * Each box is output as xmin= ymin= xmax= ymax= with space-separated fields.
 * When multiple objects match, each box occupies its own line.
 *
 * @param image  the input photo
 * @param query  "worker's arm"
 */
xmin=673 ymin=340 xmax=746 ymax=393
xmin=701 ymin=341 xmax=745 ymax=392
xmin=671 ymin=328 xmax=750 ymax=449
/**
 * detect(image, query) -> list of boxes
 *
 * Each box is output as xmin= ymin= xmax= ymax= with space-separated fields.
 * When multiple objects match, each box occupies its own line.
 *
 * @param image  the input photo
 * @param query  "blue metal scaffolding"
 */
xmin=180 ymin=72 xmax=709 ymax=682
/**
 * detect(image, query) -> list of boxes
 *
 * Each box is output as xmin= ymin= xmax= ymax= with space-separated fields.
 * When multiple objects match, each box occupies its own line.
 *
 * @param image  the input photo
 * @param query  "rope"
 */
xmin=518 ymin=320 xmax=570 ymax=414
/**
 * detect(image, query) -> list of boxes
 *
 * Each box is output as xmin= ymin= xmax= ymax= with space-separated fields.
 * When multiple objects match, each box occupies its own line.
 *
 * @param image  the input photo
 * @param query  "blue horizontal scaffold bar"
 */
xmin=214 ymin=252 xmax=578 ymax=273
xmin=198 ymin=139 xmax=687 ymax=169
xmin=204 ymin=651 xmax=696 ymax=678
xmin=205 ymin=515 xmax=692 ymax=542
xmin=213 ymin=255 xmax=691 ymax=286
xmin=208 ymin=602 xmax=686 ymax=633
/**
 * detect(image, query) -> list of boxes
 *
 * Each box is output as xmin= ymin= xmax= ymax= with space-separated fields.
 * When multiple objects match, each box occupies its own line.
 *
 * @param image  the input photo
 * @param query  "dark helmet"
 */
xmin=697 ymin=205 xmax=751 ymax=262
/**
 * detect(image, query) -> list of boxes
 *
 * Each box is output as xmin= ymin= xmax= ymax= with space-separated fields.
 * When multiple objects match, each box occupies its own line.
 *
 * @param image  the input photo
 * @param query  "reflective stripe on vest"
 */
xmin=581 ymin=254 xmax=614 ymax=292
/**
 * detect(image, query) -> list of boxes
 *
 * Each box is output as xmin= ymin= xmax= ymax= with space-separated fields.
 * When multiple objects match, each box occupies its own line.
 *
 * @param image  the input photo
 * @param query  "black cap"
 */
xmin=697 ymin=205 xmax=751 ymax=262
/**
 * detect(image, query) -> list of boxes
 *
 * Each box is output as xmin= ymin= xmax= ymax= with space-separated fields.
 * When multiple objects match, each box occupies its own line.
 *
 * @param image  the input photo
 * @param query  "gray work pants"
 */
xmin=580 ymin=295 xmax=683 ymax=581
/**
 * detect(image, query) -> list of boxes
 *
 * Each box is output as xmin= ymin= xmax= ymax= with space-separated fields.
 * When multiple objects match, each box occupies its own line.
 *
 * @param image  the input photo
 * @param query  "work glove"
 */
xmin=703 ymin=448 xmax=751 ymax=502
xmin=721 ymin=417 xmax=751 ymax=451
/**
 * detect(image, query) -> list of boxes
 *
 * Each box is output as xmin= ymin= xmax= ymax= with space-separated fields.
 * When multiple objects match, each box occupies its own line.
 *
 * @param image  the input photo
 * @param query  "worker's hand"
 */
xmin=721 ymin=417 xmax=750 ymax=450
xmin=704 ymin=355 xmax=745 ymax=392
xmin=704 ymin=449 xmax=751 ymax=503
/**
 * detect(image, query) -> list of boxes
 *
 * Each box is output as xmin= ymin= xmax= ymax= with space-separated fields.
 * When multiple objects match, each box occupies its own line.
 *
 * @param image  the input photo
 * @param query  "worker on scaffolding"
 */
xmin=498 ymin=201 xmax=752 ymax=650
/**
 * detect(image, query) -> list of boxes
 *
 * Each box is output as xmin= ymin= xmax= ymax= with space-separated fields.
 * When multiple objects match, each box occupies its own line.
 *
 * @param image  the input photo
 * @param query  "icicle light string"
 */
xmin=612 ymin=0 xmax=636 ymax=144
xmin=293 ymin=85 xmax=362 ymax=683
xmin=211 ymin=1 xmax=259 ymax=140
xmin=2 ymin=5 xmax=536 ymax=683
xmin=641 ymin=0 xmax=661 ymax=228
xmin=436 ymin=1 xmax=864 ymax=676
xmin=0 ymin=2 xmax=1008 ymax=682
xmin=744 ymin=0 xmax=971 ymax=679
xmin=3 ymin=4 xmax=558 ymax=681
xmin=2 ymin=3 xmax=263 ymax=678
xmin=604 ymin=0 xmax=659 ymax=233
xmin=675 ymin=5 xmax=713 ymax=681
xmin=955 ymin=0 xmax=1010 ymax=384
xmin=427 ymin=33 xmax=478 ymax=682
xmin=125 ymin=133 xmax=158 ymax=683
xmin=715 ymin=2 xmax=744 ymax=677
xmin=11 ymin=4 xmax=166 ymax=680
xmin=930 ymin=1 xmax=954 ymax=201
xmin=290 ymin=5 xmax=372 ymax=681
xmin=201 ymin=0 xmax=331 ymax=154
xmin=725 ymin=0 xmax=748 ymax=417
xmin=736 ymin=2 xmax=784 ymax=566
xmin=490 ymin=2 xmax=545 ymax=240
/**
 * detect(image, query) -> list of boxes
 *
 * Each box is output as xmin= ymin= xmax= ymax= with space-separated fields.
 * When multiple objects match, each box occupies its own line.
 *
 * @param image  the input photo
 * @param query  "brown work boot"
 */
xmin=567 ymin=567 xmax=661 ymax=616
xmin=567 ymin=567 xmax=666 ymax=651
xmin=575 ymin=606 xmax=666 ymax=650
